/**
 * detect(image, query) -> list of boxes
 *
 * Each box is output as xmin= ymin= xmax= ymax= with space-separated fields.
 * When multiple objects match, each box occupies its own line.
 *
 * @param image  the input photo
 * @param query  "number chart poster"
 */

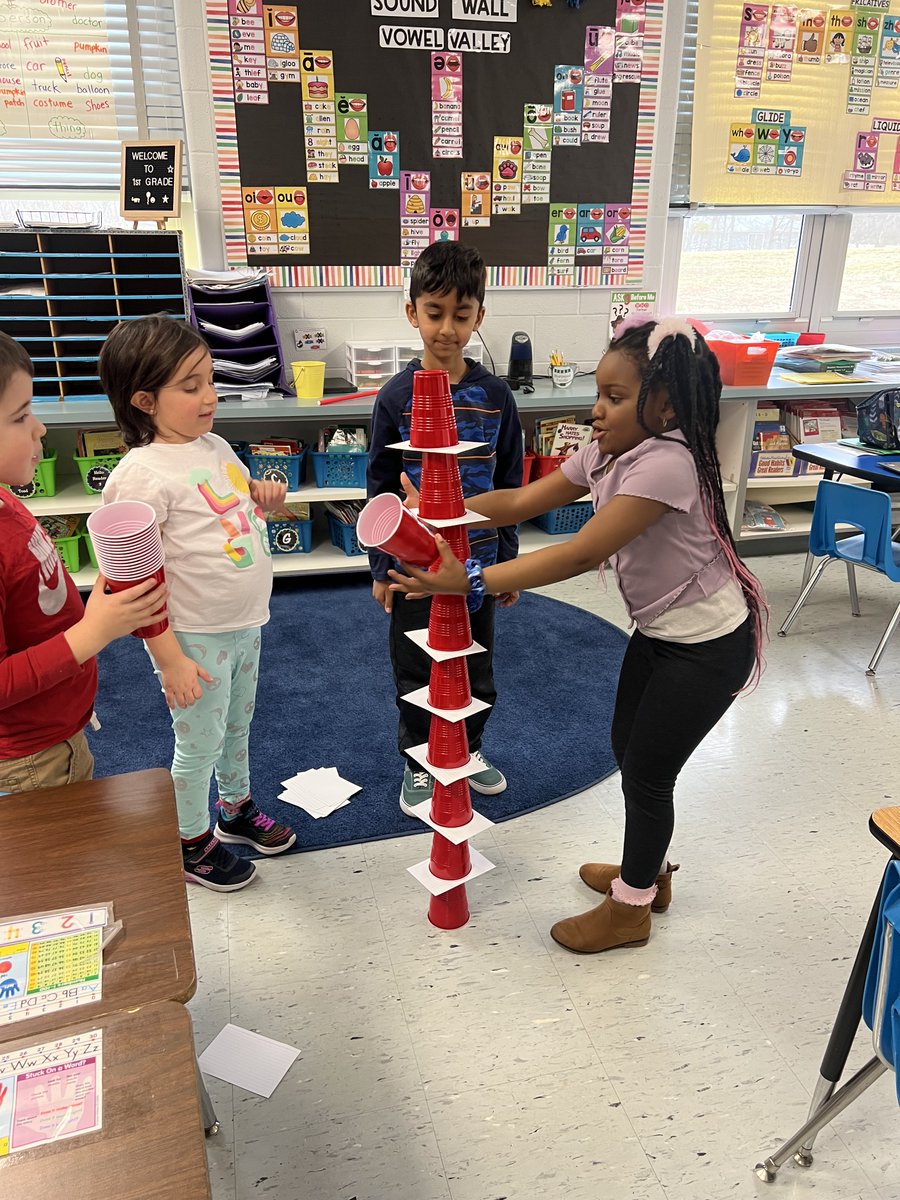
xmin=693 ymin=0 xmax=900 ymax=204
xmin=207 ymin=0 xmax=663 ymax=287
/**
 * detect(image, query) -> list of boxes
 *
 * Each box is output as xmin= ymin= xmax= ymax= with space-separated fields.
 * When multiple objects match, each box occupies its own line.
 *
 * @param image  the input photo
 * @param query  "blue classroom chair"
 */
xmin=778 ymin=480 xmax=900 ymax=676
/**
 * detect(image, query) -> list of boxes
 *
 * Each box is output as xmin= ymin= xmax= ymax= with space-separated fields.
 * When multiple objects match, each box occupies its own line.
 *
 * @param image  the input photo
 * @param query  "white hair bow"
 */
xmin=646 ymin=317 xmax=697 ymax=361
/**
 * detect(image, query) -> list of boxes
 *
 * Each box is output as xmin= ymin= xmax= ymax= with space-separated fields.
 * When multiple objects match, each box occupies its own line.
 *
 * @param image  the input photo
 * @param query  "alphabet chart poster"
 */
xmin=0 ymin=1028 xmax=102 ymax=1157
xmin=207 ymin=0 xmax=664 ymax=286
xmin=0 ymin=908 xmax=106 ymax=1026
xmin=693 ymin=0 xmax=900 ymax=204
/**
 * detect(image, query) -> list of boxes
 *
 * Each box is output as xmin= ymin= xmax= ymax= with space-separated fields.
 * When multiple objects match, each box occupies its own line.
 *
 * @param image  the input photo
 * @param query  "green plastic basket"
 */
xmin=82 ymin=529 xmax=97 ymax=569
xmin=54 ymin=533 xmax=81 ymax=574
xmin=3 ymin=449 xmax=58 ymax=499
xmin=74 ymin=452 xmax=124 ymax=495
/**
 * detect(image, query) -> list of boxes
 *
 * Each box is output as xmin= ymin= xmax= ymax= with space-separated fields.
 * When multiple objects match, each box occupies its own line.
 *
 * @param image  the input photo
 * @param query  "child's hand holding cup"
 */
xmin=551 ymin=363 xmax=575 ymax=388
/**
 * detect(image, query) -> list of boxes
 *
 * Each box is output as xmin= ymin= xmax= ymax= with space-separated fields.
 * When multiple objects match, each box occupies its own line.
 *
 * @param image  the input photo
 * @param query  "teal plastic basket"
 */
xmin=327 ymin=513 xmax=365 ymax=556
xmin=530 ymin=501 xmax=594 ymax=535
xmin=311 ymin=451 xmax=368 ymax=489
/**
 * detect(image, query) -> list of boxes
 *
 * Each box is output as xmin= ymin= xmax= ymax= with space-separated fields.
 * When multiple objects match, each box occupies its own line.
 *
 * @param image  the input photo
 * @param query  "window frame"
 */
xmin=0 ymin=0 xmax=187 ymax=192
xmin=663 ymin=208 xmax=827 ymax=328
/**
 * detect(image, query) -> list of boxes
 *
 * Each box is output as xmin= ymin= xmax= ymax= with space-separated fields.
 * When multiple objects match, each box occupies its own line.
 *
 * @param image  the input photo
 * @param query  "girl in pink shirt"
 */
xmin=389 ymin=318 xmax=767 ymax=956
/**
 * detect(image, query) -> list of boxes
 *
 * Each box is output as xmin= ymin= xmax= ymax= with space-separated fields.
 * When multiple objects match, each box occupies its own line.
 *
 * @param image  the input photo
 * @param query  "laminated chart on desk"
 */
xmin=0 ymin=1028 xmax=103 ymax=1157
xmin=206 ymin=0 xmax=664 ymax=287
xmin=0 ymin=908 xmax=108 ymax=1027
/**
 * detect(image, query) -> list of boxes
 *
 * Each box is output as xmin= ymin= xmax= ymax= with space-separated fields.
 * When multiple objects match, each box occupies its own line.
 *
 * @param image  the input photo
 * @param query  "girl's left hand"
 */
xmin=389 ymin=534 xmax=469 ymax=597
xmin=249 ymin=478 xmax=288 ymax=511
xmin=495 ymin=590 xmax=520 ymax=608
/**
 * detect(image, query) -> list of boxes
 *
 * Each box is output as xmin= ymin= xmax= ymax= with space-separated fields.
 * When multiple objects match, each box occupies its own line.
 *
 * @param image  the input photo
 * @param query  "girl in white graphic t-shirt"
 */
xmin=101 ymin=317 xmax=296 ymax=892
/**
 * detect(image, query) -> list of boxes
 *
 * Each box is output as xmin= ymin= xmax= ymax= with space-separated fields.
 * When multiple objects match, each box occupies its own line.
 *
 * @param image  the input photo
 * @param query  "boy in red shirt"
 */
xmin=0 ymin=332 xmax=168 ymax=792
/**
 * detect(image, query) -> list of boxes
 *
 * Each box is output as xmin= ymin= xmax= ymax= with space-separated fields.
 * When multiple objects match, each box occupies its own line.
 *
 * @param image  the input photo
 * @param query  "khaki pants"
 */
xmin=0 ymin=730 xmax=94 ymax=793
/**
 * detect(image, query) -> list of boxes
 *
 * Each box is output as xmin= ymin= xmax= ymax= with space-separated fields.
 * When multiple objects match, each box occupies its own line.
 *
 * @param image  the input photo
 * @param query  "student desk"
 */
xmin=0 ymin=1001 xmax=211 ymax=1198
xmin=792 ymin=441 xmax=900 ymax=489
xmin=756 ymin=807 xmax=900 ymax=1181
xmin=0 ymin=769 xmax=196 ymax=1041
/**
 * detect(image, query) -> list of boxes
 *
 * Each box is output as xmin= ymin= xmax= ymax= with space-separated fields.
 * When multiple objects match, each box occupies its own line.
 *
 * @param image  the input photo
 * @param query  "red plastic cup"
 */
xmin=427 ymin=594 xmax=471 ymax=651
xmin=410 ymin=370 xmax=458 ymax=449
xmin=356 ymin=493 xmax=438 ymax=566
xmin=428 ymin=656 xmax=472 ymax=710
xmin=418 ymin=451 xmax=465 ymax=520
xmin=428 ymin=883 xmax=470 ymax=929
xmin=87 ymin=500 xmax=157 ymax=538
xmin=87 ymin=501 xmax=165 ymax=584
xmin=429 ymin=832 xmax=471 ymax=880
xmin=442 ymin=525 xmax=471 ymax=563
xmin=105 ymin=565 xmax=168 ymax=639
xmin=427 ymin=715 xmax=469 ymax=770
xmin=430 ymin=778 xmax=473 ymax=828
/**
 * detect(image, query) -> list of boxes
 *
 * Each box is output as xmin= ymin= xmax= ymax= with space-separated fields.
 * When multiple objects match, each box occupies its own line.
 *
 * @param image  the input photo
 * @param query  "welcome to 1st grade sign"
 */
xmin=119 ymin=138 xmax=183 ymax=222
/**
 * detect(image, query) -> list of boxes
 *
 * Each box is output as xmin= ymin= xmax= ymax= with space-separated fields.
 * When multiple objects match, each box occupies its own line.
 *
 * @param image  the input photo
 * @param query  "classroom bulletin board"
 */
xmin=692 ymin=0 xmax=900 ymax=204
xmin=206 ymin=0 xmax=664 ymax=287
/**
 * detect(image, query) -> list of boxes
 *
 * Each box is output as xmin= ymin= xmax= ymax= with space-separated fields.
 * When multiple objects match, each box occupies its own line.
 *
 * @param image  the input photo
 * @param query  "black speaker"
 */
xmin=506 ymin=331 xmax=533 ymax=391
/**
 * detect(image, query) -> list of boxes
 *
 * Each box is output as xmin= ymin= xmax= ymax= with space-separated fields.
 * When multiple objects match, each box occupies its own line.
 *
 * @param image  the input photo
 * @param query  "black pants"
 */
xmin=390 ymin=594 xmax=496 ymax=760
xmin=612 ymin=616 xmax=755 ymax=889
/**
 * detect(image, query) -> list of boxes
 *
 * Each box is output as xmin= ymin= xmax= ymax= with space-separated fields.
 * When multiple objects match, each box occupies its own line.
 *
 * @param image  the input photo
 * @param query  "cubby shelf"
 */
xmin=0 ymin=229 xmax=186 ymax=404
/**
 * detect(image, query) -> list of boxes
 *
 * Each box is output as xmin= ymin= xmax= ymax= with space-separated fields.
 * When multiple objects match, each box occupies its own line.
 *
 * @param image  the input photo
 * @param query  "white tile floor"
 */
xmin=188 ymin=552 xmax=900 ymax=1200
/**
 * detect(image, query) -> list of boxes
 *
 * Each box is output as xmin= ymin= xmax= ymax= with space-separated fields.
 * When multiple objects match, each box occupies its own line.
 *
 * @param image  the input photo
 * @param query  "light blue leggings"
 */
xmin=150 ymin=627 xmax=262 ymax=839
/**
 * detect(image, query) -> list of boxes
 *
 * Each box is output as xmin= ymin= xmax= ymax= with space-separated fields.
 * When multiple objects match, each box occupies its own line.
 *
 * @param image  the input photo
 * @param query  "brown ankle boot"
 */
xmin=550 ymin=894 xmax=651 ymax=954
xmin=578 ymin=861 xmax=680 ymax=912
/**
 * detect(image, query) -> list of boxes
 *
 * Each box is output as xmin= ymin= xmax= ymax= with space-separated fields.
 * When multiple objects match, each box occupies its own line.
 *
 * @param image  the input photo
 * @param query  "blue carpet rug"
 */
xmin=89 ymin=577 xmax=627 ymax=854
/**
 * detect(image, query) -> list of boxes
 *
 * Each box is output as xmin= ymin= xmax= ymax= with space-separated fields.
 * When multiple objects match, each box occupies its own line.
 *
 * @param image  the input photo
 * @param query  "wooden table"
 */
xmin=0 ymin=769 xmax=196 ymax=1040
xmin=0 ymin=1001 xmax=211 ymax=1198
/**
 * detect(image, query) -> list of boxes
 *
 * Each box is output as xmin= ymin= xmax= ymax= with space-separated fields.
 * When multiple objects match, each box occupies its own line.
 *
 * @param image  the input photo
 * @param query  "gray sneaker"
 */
xmin=400 ymin=764 xmax=434 ymax=816
xmin=468 ymin=751 xmax=507 ymax=795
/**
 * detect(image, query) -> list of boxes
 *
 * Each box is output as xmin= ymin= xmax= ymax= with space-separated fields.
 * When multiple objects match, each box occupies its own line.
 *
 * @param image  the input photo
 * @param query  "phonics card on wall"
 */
xmin=208 ymin=0 xmax=665 ymax=286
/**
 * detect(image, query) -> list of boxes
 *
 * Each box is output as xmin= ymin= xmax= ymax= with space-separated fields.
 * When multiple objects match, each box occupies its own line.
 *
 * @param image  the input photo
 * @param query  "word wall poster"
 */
xmin=693 ymin=0 xmax=900 ymax=204
xmin=209 ymin=0 xmax=664 ymax=287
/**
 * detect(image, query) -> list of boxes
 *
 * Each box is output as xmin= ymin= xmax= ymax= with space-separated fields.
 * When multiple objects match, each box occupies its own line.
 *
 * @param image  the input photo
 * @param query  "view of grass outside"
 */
xmin=676 ymin=213 xmax=803 ymax=316
xmin=837 ymin=213 xmax=900 ymax=312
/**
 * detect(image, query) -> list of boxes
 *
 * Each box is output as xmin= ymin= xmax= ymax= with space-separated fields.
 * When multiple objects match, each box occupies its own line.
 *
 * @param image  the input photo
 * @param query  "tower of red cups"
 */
xmin=406 ymin=369 xmax=493 ymax=929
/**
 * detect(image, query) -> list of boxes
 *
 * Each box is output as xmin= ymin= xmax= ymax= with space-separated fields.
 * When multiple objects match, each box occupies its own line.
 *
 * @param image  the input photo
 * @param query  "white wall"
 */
xmin=175 ymin=0 xmax=686 ymax=377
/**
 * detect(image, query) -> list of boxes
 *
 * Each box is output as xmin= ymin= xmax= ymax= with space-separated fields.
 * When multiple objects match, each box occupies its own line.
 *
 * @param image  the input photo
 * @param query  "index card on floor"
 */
xmin=198 ymin=1024 xmax=300 ymax=1098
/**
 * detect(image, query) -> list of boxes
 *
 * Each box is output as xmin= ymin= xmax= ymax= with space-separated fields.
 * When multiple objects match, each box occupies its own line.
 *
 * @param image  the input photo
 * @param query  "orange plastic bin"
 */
xmin=708 ymin=339 xmax=778 ymax=387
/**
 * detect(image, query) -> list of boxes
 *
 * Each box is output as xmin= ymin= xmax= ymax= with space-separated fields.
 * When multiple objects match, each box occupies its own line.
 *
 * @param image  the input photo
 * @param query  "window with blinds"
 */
xmin=670 ymin=0 xmax=698 ymax=207
xmin=0 ymin=0 xmax=187 ymax=189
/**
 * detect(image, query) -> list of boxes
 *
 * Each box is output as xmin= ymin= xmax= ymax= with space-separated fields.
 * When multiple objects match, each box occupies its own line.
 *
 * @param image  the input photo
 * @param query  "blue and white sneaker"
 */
xmin=182 ymin=833 xmax=257 ymax=892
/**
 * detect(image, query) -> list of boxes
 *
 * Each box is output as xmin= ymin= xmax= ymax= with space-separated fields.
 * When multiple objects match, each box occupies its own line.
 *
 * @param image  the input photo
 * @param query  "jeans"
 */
xmin=612 ymin=616 xmax=756 ymax=889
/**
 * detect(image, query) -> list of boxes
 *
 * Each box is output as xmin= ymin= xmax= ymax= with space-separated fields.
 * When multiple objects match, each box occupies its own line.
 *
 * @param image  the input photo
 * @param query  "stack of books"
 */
xmin=75 ymin=428 xmax=127 ymax=457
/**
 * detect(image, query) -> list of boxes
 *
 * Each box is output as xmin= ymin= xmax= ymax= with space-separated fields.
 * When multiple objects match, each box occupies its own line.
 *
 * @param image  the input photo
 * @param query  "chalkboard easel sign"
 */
xmin=120 ymin=139 xmax=184 ymax=227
